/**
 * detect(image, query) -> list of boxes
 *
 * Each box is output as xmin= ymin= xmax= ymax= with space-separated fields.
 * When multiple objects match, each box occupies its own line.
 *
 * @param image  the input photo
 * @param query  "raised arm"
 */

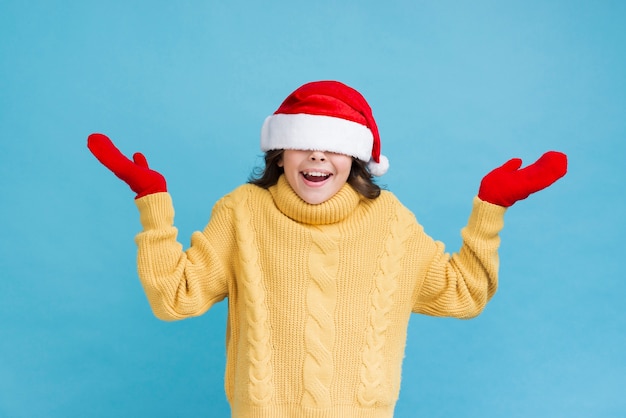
xmin=413 ymin=151 xmax=568 ymax=318
xmin=87 ymin=133 xmax=229 ymax=320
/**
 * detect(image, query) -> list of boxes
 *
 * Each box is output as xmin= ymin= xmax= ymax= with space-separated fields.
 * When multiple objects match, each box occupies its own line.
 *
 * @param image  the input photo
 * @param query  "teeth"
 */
xmin=303 ymin=171 xmax=329 ymax=177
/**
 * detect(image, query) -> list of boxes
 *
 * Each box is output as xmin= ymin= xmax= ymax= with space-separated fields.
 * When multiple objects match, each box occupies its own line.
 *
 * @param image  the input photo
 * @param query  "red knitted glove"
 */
xmin=478 ymin=151 xmax=567 ymax=207
xmin=87 ymin=133 xmax=167 ymax=199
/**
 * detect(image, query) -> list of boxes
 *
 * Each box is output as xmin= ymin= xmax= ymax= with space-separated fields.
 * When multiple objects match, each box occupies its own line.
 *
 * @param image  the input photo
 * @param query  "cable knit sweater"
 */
xmin=134 ymin=175 xmax=506 ymax=418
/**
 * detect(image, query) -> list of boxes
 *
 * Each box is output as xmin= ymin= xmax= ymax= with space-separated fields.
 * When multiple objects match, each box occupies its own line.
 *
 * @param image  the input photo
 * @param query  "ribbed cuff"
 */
xmin=466 ymin=196 xmax=507 ymax=237
xmin=134 ymin=192 xmax=175 ymax=230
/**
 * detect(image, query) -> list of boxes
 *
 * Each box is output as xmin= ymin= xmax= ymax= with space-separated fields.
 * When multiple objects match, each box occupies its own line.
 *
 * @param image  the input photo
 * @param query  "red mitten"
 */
xmin=87 ymin=133 xmax=167 ymax=199
xmin=478 ymin=151 xmax=567 ymax=207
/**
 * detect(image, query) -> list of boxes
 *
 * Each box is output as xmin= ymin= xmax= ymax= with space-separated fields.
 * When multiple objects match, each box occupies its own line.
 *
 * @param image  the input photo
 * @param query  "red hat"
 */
xmin=261 ymin=80 xmax=389 ymax=176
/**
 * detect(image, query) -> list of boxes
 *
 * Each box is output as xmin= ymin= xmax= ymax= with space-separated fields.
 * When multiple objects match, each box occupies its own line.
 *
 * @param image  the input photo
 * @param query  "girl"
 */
xmin=88 ymin=80 xmax=567 ymax=418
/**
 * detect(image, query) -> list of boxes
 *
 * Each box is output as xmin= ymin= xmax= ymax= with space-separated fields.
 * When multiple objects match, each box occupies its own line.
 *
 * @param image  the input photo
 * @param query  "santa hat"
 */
xmin=260 ymin=80 xmax=389 ymax=176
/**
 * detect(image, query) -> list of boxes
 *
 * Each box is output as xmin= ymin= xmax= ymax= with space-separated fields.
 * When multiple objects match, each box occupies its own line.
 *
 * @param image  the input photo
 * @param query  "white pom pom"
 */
xmin=367 ymin=154 xmax=389 ymax=176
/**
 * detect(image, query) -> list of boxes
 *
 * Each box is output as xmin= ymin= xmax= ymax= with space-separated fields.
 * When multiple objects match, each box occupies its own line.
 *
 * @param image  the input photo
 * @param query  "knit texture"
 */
xmin=134 ymin=175 xmax=506 ymax=418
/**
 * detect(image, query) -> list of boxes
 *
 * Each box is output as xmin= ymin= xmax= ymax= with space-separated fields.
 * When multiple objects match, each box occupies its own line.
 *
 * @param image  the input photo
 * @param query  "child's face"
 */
xmin=278 ymin=149 xmax=352 ymax=204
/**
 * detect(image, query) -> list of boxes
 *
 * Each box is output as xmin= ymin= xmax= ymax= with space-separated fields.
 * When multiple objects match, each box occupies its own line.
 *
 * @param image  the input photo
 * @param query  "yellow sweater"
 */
xmin=134 ymin=175 xmax=506 ymax=418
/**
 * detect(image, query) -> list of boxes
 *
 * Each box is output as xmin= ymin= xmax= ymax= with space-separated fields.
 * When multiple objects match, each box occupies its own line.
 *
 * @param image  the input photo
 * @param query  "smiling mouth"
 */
xmin=301 ymin=171 xmax=331 ymax=183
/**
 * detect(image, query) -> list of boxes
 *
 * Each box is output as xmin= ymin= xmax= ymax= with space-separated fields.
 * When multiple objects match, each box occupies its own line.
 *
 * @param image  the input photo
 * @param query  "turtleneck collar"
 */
xmin=269 ymin=175 xmax=361 ymax=225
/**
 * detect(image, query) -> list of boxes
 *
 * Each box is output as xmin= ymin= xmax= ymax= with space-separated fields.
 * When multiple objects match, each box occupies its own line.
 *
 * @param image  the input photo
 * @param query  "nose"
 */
xmin=309 ymin=150 xmax=326 ymax=162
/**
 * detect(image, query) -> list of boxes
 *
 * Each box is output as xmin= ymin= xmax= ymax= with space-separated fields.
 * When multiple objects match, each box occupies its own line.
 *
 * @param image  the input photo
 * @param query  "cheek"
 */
xmin=335 ymin=158 xmax=353 ymax=178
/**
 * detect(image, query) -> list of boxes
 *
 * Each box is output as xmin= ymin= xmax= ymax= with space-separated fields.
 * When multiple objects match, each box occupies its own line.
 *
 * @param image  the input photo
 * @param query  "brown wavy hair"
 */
xmin=248 ymin=150 xmax=382 ymax=199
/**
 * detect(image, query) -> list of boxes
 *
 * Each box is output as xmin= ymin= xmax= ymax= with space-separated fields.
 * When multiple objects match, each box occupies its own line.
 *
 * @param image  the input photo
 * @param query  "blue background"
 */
xmin=1 ymin=1 xmax=624 ymax=417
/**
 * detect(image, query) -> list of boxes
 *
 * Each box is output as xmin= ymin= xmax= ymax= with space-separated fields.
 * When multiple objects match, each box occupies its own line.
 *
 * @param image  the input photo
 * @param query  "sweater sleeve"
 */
xmin=412 ymin=197 xmax=506 ymax=319
xmin=134 ymin=192 xmax=232 ymax=321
